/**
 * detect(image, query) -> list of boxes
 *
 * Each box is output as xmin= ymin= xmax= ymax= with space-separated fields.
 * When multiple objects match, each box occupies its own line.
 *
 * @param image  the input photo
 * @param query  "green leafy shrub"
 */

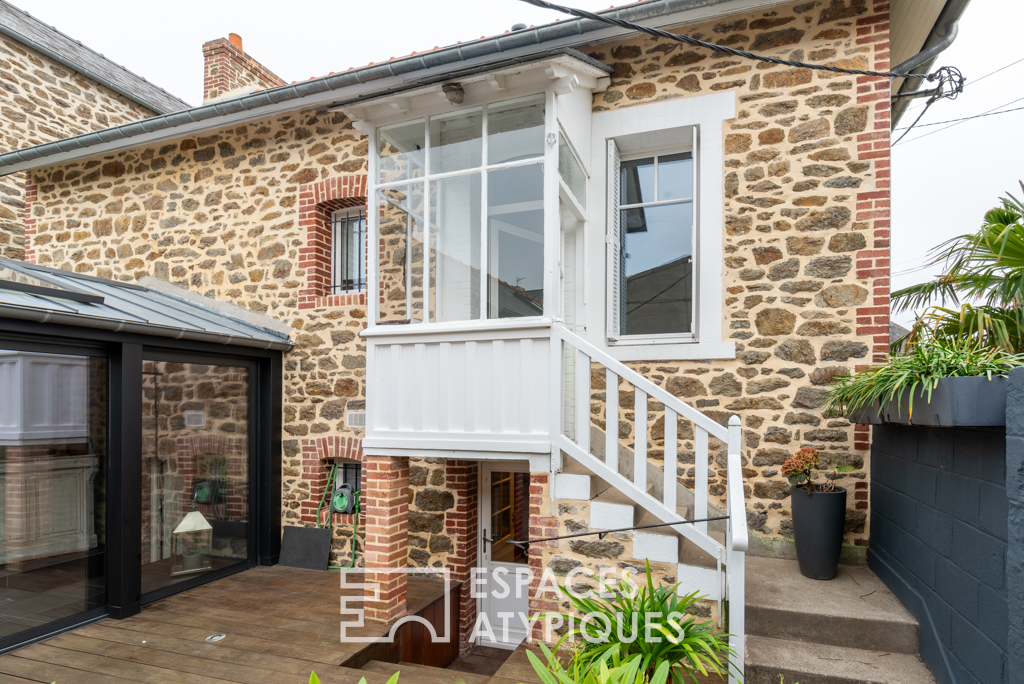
xmin=548 ymin=561 xmax=738 ymax=684
xmin=823 ymin=337 xmax=1024 ymax=419
xmin=526 ymin=641 xmax=671 ymax=684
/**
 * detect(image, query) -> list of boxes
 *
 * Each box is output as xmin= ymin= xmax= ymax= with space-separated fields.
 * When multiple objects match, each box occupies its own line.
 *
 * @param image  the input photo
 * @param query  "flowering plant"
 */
xmin=782 ymin=447 xmax=853 ymax=497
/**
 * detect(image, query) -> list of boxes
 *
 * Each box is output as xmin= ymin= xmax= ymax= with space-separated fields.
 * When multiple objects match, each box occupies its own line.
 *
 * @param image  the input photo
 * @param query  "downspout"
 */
xmin=891 ymin=0 xmax=972 ymax=127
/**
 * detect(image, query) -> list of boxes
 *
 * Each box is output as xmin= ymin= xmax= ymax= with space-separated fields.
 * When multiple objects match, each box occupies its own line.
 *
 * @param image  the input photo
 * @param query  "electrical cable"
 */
xmin=518 ymin=0 xmax=964 ymax=93
xmin=896 ymin=93 xmax=1024 ymax=147
xmin=892 ymin=97 xmax=935 ymax=146
xmin=900 ymin=55 xmax=1024 ymax=117
xmin=894 ymin=104 xmax=1024 ymax=131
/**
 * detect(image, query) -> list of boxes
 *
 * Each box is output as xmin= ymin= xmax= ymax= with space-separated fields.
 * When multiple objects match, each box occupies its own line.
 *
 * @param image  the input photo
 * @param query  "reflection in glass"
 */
xmin=378 ymin=120 xmax=425 ymax=184
xmin=378 ymin=185 xmax=426 ymax=323
xmin=489 ymin=472 xmax=528 ymax=565
xmin=487 ymin=95 xmax=545 ymax=165
xmin=657 ymin=153 xmax=693 ymax=201
xmin=487 ymin=165 xmax=544 ymax=319
xmin=621 ymin=157 xmax=654 ymax=205
xmin=141 ymin=361 xmax=249 ymax=595
xmin=429 ymin=174 xmax=481 ymax=322
xmin=621 ymin=202 xmax=694 ymax=335
xmin=558 ymin=134 xmax=587 ymax=209
xmin=429 ymin=108 xmax=482 ymax=174
xmin=0 ymin=350 xmax=106 ymax=641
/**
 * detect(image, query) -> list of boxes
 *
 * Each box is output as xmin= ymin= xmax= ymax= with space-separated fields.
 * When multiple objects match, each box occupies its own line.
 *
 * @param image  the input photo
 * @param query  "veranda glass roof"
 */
xmin=0 ymin=258 xmax=292 ymax=350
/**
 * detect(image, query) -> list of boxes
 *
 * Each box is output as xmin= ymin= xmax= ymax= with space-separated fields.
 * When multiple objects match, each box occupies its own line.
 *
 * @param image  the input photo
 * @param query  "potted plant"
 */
xmin=782 ymin=448 xmax=853 ymax=581
xmin=823 ymin=337 xmax=1022 ymax=426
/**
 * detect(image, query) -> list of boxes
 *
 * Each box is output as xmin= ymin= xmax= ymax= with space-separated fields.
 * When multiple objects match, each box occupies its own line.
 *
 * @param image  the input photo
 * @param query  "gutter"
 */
xmin=0 ymin=0 xmax=779 ymax=174
xmin=0 ymin=23 xmax=186 ymax=116
xmin=891 ymin=0 xmax=971 ymax=127
xmin=0 ymin=300 xmax=293 ymax=350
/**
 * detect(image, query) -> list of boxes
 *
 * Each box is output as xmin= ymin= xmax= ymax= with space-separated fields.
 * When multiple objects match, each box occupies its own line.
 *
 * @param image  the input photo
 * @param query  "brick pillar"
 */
xmin=527 ymin=471 xmax=560 ymax=644
xmin=444 ymin=460 xmax=479 ymax=653
xmin=361 ymin=455 xmax=409 ymax=623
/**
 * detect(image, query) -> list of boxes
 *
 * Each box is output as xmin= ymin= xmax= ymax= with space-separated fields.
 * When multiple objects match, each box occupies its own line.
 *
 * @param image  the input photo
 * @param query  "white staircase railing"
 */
xmin=550 ymin=324 xmax=746 ymax=683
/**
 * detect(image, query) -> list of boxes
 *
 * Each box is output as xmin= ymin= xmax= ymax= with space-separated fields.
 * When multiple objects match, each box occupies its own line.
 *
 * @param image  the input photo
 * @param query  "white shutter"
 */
xmin=606 ymin=139 xmax=622 ymax=341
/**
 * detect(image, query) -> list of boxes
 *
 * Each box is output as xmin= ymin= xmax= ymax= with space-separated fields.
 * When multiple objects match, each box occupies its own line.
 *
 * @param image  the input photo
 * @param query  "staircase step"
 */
xmin=589 ymin=488 xmax=640 ymax=529
xmin=745 ymin=635 xmax=937 ymax=684
xmin=360 ymin=660 xmax=492 ymax=684
xmin=554 ymin=457 xmax=598 ymax=500
xmin=745 ymin=556 xmax=920 ymax=654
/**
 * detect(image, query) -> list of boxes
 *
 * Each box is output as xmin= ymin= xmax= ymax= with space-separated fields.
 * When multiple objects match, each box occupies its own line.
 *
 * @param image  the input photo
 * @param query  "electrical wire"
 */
xmin=896 ymin=93 xmax=1024 ymax=147
xmin=519 ymin=0 xmax=964 ymax=91
xmin=894 ymin=104 xmax=1024 ymax=130
xmin=901 ymin=55 xmax=1024 ymax=116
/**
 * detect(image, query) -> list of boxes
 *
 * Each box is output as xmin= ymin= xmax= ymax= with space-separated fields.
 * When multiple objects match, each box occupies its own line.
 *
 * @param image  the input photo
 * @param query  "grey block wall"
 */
xmin=1005 ymin=367 xmax=1024 ymax=684
xmin=869 ymin=423 xmax=1008 ymax=684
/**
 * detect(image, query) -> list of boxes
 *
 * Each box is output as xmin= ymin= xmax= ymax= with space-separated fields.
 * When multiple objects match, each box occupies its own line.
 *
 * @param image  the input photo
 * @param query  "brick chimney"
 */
xmin=202 ymin=33 xmax=286 ymax=103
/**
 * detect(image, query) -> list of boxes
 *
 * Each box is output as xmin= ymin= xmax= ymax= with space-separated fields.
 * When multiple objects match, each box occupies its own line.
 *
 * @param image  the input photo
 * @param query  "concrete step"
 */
xmin=553 ymin=457 xmax=600 ymax=500
xmin=745 ymin=635 xmax=937 ymax=684
xmin=746 ymin=556 xmax=921 ymax=654
xmin=360 ymin=660 xmax=492 ymax=684
xmin=589 ymin=487 xmax=641 ymax=529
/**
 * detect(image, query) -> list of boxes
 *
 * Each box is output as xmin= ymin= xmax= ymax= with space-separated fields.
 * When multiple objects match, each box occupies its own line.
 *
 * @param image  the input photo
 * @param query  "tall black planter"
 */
xmin=791 ymin=485 xmax=847 ymax=580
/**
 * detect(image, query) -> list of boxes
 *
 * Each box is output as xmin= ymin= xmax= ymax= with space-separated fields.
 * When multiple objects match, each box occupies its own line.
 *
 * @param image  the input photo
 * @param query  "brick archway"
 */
xmin=298 ymin=175 xmax=368 ymax=309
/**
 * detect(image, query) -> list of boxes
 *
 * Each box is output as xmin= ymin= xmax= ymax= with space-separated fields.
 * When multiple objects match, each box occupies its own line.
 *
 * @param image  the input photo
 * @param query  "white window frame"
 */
xmin=331 ymin=207 xmax=367 ymax=294
xmin=367 ymin=89 xmax=560 ymax=329
xmin=614 ymin=145 xmax=696 ymax=342
xmin=589 ymin=91 xmax=737 ymax=362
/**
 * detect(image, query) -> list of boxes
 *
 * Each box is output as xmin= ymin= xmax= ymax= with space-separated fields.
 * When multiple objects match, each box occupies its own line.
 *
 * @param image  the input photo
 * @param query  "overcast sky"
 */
xmin=12 ymin=0 xmax=1022 ymax=326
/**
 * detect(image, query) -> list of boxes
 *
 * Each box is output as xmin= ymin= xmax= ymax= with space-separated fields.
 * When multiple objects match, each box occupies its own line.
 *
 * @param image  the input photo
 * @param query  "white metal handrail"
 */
xmin=550 ymin=324 xmax=745 ymax=683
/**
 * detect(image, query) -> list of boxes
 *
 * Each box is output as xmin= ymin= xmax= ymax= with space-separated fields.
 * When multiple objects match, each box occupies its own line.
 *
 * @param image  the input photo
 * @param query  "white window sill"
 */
xmin=603 ymin=340 xmax=736 ymax=362
xmin=362 ymin=316 xmax=554 ymax=339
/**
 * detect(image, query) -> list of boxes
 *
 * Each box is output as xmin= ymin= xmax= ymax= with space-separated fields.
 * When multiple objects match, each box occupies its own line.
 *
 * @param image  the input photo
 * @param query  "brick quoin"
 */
xmin=22 ymin=172 xmax=37 ymax=264
xmin=298 ymin=175 xmax=368 ymax=310
xmin=527 ymin=473 xmax=559 ymax=645
xmin=444 ymin=461 xmax=479 ymax=654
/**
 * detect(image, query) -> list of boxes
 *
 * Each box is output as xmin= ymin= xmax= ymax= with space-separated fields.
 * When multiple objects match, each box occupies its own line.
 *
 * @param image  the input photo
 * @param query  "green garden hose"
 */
xmin=317 ymin=463 xmax=361 ymax=569
xmin=315 ymin=464 xmax=337 ymax=529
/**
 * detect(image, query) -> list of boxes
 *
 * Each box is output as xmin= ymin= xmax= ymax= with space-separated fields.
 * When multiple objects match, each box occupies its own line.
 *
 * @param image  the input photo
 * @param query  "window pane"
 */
xmin=141 ymin=361 xmax=249 ymax=595
xmin=488 ymin=95 xmax=545 ymax=165
xmin=657 ymin=153 xmax=693 ymax=202
xmin=621 ymin=202 xmax=694 ymax=335
xmin=558 ymin=134 xmax=587 ymax=209
xmin=429 ymin=174 xmax=481 ymax=322
xmin=377 ymin=120 xmax=425 ymax=184
xmin=429 ymin=108 xmax=482 ymax=174
xmin=487 ymin=164 xmax=544 ymax=319
xmin=620 ymin=157 xmax=654 ymax=205
xmin=378 ymin=184 xmax=426 ymax=323
xmin=0 ymin=351 xmax=106 ymax=640
xmin=333 ymin=211 xmax=366 ymax=292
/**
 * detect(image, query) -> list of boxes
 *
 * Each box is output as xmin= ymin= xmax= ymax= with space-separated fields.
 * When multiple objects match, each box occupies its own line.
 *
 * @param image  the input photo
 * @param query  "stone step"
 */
xmin=745 ymin=635 xmax=937 ymax=684
xmin=589 ymin=487 xmax=642 ymax=529
xmin=360 ymin=660 xmax=492 ymax=684
xmin=746 ymin=556 xmax=921 ymax=654
xmin=553 ymin=457 xmax=599 ymax=500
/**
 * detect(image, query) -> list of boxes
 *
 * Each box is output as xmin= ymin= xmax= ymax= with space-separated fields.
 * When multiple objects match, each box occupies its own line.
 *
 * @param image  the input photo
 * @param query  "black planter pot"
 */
xmin=791 ymin=485 xmax=847 ymax=580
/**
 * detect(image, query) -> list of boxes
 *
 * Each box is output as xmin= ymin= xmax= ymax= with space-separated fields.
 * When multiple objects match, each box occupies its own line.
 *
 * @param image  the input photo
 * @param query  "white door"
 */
xmin=477 ymin=461 xmax=532 ymax=649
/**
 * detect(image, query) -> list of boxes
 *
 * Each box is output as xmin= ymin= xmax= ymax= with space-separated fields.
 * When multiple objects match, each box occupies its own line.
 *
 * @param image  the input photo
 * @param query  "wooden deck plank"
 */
xmin=45 ymin=633 xmax=315 ymax=684
xmin=0 ymin=673 xmax=49 ymax=684
xmin=0 ymin=654 xmax=133 ymax=684
xmin=101 ymin=616 xmax=353 ymax=665
xmin=12 ymin=643 xmax=236 ymax=684
xmin=74 ymin=623 xmax=319 ymax=676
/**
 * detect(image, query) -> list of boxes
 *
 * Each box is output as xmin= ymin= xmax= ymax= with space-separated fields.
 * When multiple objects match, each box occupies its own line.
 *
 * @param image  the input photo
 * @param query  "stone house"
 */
xmin=0 ymin=0 xmax=190 ymax=260
xmin=0 ymin=0 xmax=967 ymax=676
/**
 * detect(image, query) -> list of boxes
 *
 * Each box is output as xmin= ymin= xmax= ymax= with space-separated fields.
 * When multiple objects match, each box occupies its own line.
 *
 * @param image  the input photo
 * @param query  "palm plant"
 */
xmin=892 ymin=183 xmax=1024 ymax=352
xmin=552 ymin=561 xmax=738 ymax=684
xmin=526 ymin=641 xmax=672 ymax=684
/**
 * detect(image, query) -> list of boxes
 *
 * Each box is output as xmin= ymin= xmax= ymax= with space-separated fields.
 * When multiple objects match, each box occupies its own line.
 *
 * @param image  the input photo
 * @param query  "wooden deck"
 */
xmin=0 ymin=566 xmax=464 ymax=684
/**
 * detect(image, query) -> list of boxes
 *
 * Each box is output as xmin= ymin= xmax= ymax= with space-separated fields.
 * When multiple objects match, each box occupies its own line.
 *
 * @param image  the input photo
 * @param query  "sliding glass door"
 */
xmin=140 ymin=357 xmax=253 ymax=598
xmin=0 ymin=348 xmax=107 ymax=643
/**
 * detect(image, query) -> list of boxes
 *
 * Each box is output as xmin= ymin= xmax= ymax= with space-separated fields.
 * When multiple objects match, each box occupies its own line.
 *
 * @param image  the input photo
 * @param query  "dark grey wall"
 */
xmin=1004 ymin=367 xmax=1024 ymax=684
xmin=870 ymin=423 xmax=1008 ymax=684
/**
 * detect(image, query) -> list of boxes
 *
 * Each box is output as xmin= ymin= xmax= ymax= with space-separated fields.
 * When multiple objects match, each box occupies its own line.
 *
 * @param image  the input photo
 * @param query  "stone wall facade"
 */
xmin=20 ymin=0 xmax=892 ymax=571
xmin=0 ymin=34 xmax=159 ymax=260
